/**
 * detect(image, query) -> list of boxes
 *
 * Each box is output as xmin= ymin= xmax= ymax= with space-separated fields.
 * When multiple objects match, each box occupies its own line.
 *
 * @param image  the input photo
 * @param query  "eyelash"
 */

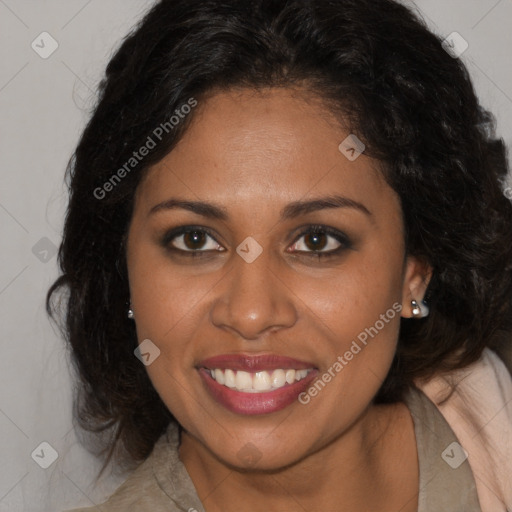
xmin=161 ymin=224 xmax=352 ymax=260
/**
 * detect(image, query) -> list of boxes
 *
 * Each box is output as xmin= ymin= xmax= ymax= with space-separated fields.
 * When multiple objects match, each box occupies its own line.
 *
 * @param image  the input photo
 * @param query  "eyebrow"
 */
xmin=149 ymin=194 xmax=372 ymax=220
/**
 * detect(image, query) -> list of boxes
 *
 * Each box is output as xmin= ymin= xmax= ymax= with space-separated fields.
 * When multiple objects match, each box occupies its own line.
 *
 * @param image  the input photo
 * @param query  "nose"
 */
xmin=210 ymin=247 xmax=298 ymax=340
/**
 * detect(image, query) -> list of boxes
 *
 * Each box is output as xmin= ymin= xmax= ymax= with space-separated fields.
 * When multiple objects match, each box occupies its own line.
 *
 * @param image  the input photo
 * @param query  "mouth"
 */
xmin=197 ymin=354 xmax=319 ymax=415
xmin=205 ymin=367 xmax=314 ymax=392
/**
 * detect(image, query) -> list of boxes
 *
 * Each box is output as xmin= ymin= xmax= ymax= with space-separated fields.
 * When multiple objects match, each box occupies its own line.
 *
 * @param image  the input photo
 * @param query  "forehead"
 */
xmin=134 ymin=87 xmax=396 ymax=218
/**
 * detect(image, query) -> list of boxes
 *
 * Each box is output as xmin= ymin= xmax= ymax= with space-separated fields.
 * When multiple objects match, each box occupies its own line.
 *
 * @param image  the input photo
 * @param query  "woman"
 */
xmin=48 ymin=0 xmax=512 ymax=510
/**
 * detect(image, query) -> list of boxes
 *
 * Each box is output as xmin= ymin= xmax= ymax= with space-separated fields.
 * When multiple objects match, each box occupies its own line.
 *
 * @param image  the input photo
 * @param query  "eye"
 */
xmin=161 ymin=224 xmax=351 ymax=259
xmin=288 ymin=225 xmax=352 ymax=257
xmin=163 ymin=226 xmax=225 ymax=254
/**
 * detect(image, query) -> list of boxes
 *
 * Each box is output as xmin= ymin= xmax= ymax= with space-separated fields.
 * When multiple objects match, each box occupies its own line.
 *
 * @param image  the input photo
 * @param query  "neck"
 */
xmin=178 ymin=402 xmax=417 ymax=512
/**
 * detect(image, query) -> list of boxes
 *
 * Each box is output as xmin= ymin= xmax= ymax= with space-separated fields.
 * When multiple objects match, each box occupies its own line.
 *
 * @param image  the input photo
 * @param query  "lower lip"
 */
xmin=198 ymin=368 xmax=319 ymax=415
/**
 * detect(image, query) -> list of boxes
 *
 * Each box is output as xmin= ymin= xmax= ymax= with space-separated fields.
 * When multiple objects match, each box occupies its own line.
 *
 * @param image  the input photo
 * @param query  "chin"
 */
xmin=203 ymin=432 xmax=311 ymax=473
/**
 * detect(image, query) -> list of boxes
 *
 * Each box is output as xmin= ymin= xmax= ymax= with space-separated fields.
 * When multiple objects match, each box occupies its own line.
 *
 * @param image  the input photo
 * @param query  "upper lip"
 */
xmin=198 ymin=354 xmax=317 ymax=372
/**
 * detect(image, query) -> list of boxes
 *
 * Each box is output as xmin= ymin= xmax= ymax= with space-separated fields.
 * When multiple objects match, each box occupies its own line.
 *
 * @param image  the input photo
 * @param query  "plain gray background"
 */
xmin=1 ymin=1 xmax=511 ymax=510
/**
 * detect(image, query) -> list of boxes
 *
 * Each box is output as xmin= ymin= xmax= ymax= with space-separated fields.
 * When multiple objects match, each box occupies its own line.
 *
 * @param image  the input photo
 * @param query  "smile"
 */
xmin=197 ymin=354 xmax=319 ymax=415
xmin=207 ymin=368 xmax=313 ymax=392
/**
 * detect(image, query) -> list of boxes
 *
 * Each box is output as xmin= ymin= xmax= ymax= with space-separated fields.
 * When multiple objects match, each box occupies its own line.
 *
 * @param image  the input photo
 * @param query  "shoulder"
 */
xmin=417 ymin=348 xmax=512 ymax=417
xmin=61 ymin=423 xmax=192 ymax=512
xmin=415 ymin=348 xmax=512 ymax=512
xmin=61 ymin=455 xmax=165 ymax=512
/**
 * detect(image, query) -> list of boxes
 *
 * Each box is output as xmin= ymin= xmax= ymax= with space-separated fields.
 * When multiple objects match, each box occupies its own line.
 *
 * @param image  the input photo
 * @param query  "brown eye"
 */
xmin=183 ymin=231 xmax=207 ymax=250
xmin=164 ymin=227 xmax=224 ymax=253
xmin=288 ymin=225 xmax=352 ymax=258
xmin=303 ymin=232 xmax=328 ymax=251
xmin=291 ymin=230 xmax=342 ymax=254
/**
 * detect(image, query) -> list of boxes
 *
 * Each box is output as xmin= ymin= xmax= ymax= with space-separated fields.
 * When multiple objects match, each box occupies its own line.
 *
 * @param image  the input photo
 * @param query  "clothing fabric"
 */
xmin=64 ymin=381 xmax=487 ymax=512
xmin=416 ymin=348 xmax=512 ymax=512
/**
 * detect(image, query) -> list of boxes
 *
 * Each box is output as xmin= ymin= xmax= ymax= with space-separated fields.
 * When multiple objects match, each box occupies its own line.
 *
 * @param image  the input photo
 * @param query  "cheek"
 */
xmin=290 ymin=247 xmax=404 ymax=398
xmin=302 ymin=278 xmax=401 ymax=389
xmin=126 ymin=249 xmax=210 ymax=419
xmin=296 ymin=273 xmax=402 ymax=433
xmin=127 ymin=240 xmax=205 ymax=335
xmin=126 ymin=241 xmax=211 ymax=382
xmin=293 ymin=248 xmax=404 ymax=341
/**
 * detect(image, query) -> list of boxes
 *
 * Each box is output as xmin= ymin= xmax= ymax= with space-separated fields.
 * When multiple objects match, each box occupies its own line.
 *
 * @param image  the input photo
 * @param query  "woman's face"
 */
xmin=126 ymin=87 xmax=428 ymax=470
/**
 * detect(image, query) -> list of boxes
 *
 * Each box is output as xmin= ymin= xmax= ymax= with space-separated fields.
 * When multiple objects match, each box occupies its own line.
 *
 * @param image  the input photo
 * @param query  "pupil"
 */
xmin=305 ymin=232 xmax=327 ymax=251
xmin=184 ymin=231 xmax=206 ymax=249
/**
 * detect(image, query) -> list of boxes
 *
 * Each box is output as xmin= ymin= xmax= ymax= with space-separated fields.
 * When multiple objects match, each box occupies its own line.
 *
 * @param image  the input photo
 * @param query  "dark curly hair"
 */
xmin=47 ymin=0 xmax=512 ymax=478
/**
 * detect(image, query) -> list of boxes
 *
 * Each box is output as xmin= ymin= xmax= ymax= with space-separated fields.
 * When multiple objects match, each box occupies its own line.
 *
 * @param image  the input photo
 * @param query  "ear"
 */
xmin=400 ymin=256 xmax=432 ymax=318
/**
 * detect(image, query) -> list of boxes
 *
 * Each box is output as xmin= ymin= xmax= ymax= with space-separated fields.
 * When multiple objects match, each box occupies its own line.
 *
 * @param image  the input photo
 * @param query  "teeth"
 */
xmin=207 ymin=368 xmax=312 ymax=392
xmin=270 ymin=369 xmax=286 ymax=388
xmin=214 ymin=368 xmax=225 ymax=385
xmin=224 ymin=369 xmax=236 ymax=388
xmin=253 ymin=371 xmax=272 ymax=391
xmin=235 ymin=370 xmax=253 ymax=391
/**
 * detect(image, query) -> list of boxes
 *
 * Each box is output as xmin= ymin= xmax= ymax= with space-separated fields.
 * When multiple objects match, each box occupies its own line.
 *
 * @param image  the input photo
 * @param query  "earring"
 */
xmin=127 ymin=308 xmax=134 ymax=319
xmin=411 ymin=299 xmax=429 ymax=318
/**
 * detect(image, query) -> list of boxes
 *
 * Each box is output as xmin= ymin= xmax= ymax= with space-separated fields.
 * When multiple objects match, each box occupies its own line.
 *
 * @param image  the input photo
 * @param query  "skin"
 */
xmin=126 ymin=87 xmax=431 ymax=512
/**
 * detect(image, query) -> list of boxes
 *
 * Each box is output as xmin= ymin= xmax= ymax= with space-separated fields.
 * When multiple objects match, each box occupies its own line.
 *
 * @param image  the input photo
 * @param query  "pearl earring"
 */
xmin=411 ymin=299 xmax=429 ymax=318
xmin=127 ymin=308 xmax=134 ymax=319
